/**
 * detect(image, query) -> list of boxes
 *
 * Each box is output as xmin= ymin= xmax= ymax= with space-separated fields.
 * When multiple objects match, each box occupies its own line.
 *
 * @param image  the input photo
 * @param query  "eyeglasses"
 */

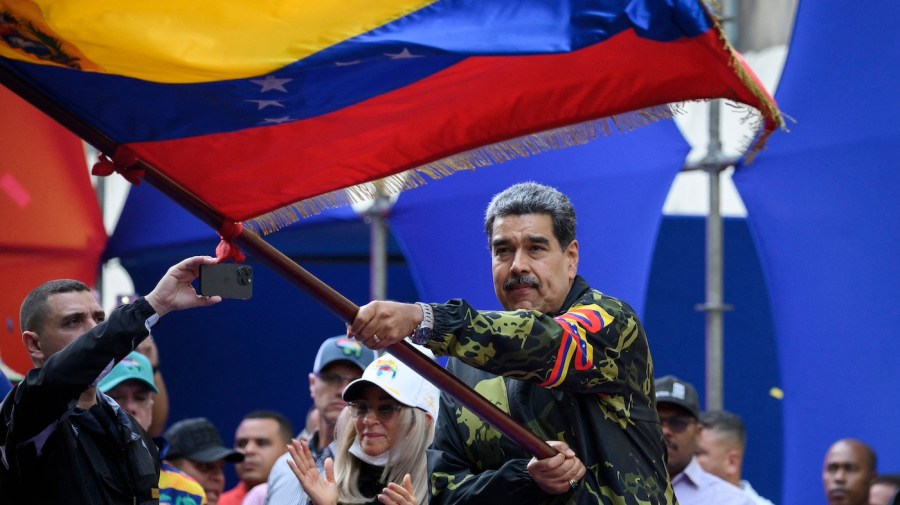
xmin=316 ymin=372 xmax=358 ymax=387
xmin=658 ymin=415 xmax=695 ymax=433
xmin=348 ymin=402 xmax=407 ymax=421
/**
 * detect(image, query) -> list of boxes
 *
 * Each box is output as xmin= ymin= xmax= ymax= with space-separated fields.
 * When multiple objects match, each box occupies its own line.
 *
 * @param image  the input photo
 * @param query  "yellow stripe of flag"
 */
xmin=1 ymin=0 xmax=434 ymax=82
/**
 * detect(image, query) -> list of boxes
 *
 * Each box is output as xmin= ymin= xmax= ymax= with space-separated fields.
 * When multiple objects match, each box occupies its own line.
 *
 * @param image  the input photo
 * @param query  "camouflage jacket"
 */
xmin=425 ymin=276 xmax=676 ymax=505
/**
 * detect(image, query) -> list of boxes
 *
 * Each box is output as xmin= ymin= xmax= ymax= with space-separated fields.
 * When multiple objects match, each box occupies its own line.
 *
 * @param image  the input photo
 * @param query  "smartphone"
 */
xmin=198 ymin=264 xmax=253 ymax=300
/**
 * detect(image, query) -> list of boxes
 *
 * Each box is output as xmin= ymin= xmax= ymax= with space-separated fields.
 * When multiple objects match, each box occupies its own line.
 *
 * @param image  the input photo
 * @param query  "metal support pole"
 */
xmin=695 ymin=0 xmax=739 ymax=411
xmin=700 ymin=120 xmax=726 ymax=410
xmin=367 ymin=191 xmax=390 ymax=302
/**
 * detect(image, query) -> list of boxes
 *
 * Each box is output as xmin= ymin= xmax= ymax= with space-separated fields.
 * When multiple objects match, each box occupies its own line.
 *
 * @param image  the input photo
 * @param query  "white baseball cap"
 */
xmin=342 ymin=353 xmax=439 ymax=419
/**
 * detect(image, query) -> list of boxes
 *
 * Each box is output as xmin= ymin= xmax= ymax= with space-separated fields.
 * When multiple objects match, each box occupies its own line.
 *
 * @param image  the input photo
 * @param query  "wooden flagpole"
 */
xmin=0 ymin=64 xmax=556 ymax=459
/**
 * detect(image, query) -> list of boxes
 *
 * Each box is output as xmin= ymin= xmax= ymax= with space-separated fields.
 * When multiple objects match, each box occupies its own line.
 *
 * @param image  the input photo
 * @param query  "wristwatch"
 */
xmin=410 ymin=302 xmax=434 ymax=345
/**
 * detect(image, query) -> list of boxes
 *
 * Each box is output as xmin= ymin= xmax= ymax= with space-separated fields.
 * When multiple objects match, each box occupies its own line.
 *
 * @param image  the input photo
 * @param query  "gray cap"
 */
xmin=654 ymin=375 xmax=700 ymax=418
xmin=313 ymin=335 xmax=376 ymax=374
xmin=164 ymin=418 xmax=244 ymax=463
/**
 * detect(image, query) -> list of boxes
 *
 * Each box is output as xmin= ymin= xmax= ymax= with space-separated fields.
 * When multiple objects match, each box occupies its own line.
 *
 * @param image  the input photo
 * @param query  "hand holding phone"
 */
xmin=198 ymin=264 xmax=253 ymax=300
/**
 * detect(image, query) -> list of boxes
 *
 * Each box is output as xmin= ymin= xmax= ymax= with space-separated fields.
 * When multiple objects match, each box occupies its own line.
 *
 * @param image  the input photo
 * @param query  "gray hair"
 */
xmin=333 ymin=406 xmax=434 ymax=505
xmin=20 ymin=279 xmax=90 ymax=334
xmin=484 ymin=182 xmax=576 ymax=248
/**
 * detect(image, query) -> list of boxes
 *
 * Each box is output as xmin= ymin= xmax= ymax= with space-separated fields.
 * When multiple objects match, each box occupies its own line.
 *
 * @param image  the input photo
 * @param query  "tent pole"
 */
xmin=0 ymin=63 xmax=555 ymax=460
xmin=701 ymin=135 xmax=726 ymax=412
xmin=698 ymin=0 xmax=739 ymax=412
xmin=367 ymin=190 xmax=390 ymax=302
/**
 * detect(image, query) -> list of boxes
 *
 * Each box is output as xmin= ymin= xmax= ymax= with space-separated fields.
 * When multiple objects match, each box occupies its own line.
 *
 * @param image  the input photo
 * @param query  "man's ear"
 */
xmin=22 ymin=330 xmax=43 ymax=365
xmin=309 ymin=373 xmax=317 ymax=399
xmin=726 ymin=449 xmax=742 ymax=475
xmin=566 ymin=240 xmax=579 ymax=276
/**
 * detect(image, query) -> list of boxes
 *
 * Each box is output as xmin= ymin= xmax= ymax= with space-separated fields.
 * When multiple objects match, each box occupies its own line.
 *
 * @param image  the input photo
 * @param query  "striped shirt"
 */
xmin=265 ymin=432 xmax=335 ymax=505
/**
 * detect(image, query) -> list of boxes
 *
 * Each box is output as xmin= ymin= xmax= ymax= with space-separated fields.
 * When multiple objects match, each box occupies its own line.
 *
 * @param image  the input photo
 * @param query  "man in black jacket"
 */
xmin=0 ymin=256 xmax=222 ymax=504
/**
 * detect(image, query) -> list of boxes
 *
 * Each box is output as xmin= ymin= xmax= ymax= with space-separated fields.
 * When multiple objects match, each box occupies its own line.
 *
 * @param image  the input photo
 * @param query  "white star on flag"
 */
xmin=385 ymin=48 xmax=422 ymax=59
xmin=245 ymin=99 xmax=286 ymax=110
xmin=251 ymin=75 xmax=292 ymax=92
xmin=260 ymin=116 xmax=292 ymax=124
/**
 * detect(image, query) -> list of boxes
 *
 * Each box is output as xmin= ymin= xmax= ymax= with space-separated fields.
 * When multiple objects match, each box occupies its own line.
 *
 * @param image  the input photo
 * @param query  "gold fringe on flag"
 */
xmin=700 ymin=0 xmax=786 ymax=163
xmin=245 ymin=103 xmax=678 ymax=234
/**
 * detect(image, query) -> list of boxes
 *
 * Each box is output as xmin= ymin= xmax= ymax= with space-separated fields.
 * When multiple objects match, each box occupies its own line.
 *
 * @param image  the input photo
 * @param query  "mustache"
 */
xmin=504 ymin=276 xmax=541 ymax=291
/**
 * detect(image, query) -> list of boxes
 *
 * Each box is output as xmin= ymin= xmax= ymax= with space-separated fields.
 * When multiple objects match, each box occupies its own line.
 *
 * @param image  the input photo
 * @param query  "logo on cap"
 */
xmin=375 ymin=359 xmax=398 ymax=379
xmin=336 ymin=338 xmax=362 ymax=358
xmin=672 ymin=382 xmax=686 ymax=399
xmin=120 ymin=357 xmax=141 ymax=370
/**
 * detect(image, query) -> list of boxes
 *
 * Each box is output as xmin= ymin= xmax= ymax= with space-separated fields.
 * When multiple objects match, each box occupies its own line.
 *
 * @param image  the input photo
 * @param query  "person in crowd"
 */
xmin=243 ymin=483 xmax=270 ymax=505
xmin=99 ymin=351 xmax=207 ymax=504
xmin=822 ymin=438 xmax=877 ymax=505
xmin=348 ymin=182 xmax=671 ymax=504
xmin=870 ymin=475 xmax=900 ymax=505
xmin=655 ymin=375 xmax=754 ymax=505
xmin=0 ymin=256 xmax=221 ymax=504
xmin=220 ymin=410 xmax=293 ymax=505
xmin=299 ymin=406 xmax=321 ymax=442
xmin=134 ymin=334 xmax=170 ymax=436
xmin=265 ymin=336 xmax=375 ymax=505
xmin=696 ymin=409 xmax=775 ymax=505
xmin=286 ymin=353 xmax=439 ymax=505
xmin=166 ymin=417 xmax=245 ymax=505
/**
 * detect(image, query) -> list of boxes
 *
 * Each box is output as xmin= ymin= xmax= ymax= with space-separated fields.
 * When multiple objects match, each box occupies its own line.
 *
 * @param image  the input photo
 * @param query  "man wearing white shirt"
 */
xmin=696 ymin=410 xmax=775 ymax=505
xmin=655 ymin=376 xmax=755 ymax=505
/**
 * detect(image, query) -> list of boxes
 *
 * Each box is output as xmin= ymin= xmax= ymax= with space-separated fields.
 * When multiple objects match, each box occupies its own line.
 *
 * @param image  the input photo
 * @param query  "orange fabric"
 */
xmin=218 ymin=482 xmax=249 ymax=505
xmin=0 ymin=86 xmax=106 ymax=375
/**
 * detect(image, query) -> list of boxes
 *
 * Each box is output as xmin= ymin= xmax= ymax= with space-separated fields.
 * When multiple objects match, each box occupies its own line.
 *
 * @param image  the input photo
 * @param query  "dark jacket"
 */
xmin=0 ymin=298 xmax=160 ymax=504
xmin=426 ymin=276 xmax=676 ymax=505
xmin=355 ymin=461 xmax=388 ymax=505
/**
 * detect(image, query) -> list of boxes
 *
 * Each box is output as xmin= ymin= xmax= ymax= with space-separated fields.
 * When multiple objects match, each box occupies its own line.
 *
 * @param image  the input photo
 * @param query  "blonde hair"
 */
xmin=333 ymin=405 xmax=434 ymax=505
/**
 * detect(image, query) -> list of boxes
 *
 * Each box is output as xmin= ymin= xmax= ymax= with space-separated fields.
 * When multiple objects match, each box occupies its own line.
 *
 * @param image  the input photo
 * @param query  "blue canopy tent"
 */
xmin=733 ymin=1 xmax=900 ymax=503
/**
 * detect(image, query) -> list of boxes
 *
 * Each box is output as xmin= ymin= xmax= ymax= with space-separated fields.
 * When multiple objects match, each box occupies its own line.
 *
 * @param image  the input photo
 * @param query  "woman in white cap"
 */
xmin=287 ymin=353 xmax=439 ymax=505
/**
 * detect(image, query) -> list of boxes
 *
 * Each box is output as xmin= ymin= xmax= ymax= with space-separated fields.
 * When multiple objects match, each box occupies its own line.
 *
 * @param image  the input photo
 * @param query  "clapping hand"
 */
xmin=287 ymin=439 xmax=338 ymax=505
xmin=378 ymin=474 xmax=416 ymax=505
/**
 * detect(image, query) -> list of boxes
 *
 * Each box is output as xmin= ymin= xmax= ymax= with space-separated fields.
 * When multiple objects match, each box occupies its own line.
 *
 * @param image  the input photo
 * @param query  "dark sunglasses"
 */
xmin=348 ymin=402 xmax=407 ymax=421
xmin=659 ymin=415 xmax=695 ymax=433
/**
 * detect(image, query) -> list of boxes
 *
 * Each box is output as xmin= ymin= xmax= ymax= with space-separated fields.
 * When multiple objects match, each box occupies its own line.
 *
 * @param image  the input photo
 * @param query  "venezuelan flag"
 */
xmin=0 ymin=0 xmax=781 ymax=231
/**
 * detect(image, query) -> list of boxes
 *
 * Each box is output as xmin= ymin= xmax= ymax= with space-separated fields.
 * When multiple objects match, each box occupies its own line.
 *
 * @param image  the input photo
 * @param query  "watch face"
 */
xmin=413 ymin=327 xmax=433 ymax=345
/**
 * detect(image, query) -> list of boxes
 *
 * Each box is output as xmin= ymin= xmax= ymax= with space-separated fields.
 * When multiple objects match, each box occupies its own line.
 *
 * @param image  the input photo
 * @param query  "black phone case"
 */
xmin=198 ymin=264 xmax=253 ymax=300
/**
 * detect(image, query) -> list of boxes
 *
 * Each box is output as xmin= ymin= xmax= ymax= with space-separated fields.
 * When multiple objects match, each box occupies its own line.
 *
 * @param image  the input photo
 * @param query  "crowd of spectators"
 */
xmin=1 ymin=184 xmax=895 ymax=505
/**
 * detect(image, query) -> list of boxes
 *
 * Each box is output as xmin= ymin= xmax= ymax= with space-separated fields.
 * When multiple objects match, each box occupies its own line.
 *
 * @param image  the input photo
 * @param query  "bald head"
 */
xmin=823 ymin=439 xmax=877 ymax=505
